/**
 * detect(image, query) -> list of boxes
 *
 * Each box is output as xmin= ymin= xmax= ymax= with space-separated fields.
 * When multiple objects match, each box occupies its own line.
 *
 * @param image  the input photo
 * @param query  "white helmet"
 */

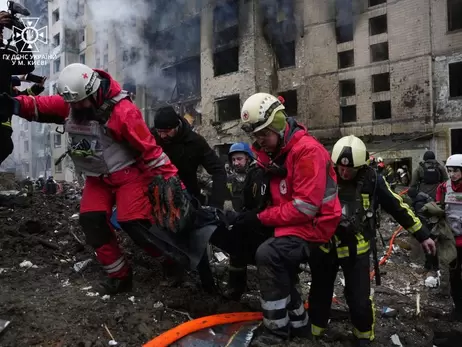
xmin=377 ymin=157 xmax=384 ymax=163
xmin=56 ymin=63 xmax=101 ymax=103
xmin=446 ymin=154 xmax=462 ymax=168
xmin=331 ymin=135 xmax=368 ymax=168
xmin=397 ymin=168 xmax=404 ymax=175
xmin=240 ymin=93 xmax=285 ymax=133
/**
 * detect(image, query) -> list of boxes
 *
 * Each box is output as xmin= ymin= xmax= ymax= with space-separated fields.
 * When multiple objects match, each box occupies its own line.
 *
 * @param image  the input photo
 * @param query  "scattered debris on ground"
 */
xmin=1 ymin=188 xmax=461 ymax=346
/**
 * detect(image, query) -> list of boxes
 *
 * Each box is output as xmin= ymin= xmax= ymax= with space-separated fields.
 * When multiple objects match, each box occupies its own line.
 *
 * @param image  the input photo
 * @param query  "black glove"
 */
xmin=30 ymin=84 xmax=45 ymax=96
xmin=233 ymin=210 xmax=262 ymax=229
xmin=0 ymin=93 xmax=20 ymax=122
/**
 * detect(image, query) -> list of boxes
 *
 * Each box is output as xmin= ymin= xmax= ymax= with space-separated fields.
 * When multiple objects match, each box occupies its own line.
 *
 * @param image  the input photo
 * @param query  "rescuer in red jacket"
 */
xmin=0 ymin=63 xmax=181 ymax=295
xmin=234 ymin=92 xmax=342 ymax=342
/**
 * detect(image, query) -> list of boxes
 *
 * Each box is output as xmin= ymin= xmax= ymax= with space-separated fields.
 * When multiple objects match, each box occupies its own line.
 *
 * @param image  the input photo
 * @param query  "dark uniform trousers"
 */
xmin=308 ymin=244 xmax=374 ymax=340
xmin=255 ymin=236 xmax=310 ymax=337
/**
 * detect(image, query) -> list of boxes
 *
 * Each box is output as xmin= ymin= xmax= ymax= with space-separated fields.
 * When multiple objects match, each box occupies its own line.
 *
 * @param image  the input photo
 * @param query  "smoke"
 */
xmin=62 ymin=0 xmax=204 ymax=103
xmin=259 ymin=0 xmax=297 ymax=45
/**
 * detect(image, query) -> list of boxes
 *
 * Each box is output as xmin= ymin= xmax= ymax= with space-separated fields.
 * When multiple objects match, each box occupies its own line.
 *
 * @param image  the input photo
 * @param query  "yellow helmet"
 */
xmin=331 ymin=135 xmax=367 ymax=168
xmin=240 ymin=93 xmax=285 ymax=133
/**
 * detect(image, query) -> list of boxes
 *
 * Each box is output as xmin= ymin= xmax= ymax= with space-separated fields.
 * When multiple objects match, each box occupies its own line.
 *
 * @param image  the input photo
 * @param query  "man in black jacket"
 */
xmin=152 ymin=107 xmax=227 ymax=209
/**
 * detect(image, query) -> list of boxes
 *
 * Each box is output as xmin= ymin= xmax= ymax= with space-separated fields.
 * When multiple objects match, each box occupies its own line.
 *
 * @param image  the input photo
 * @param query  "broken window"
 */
xmin=369 ymin=14 xmax=387 ymax=35
xmin=213 ymin=0 xmax=239 ymax=76
xmin=335 ymin=0 xmax=353 ymax=43
xmin=372 ymin=73 xmax=390 ymax=92
xmin=370 ymin=42 xmax=389 ymax=62
xmin=52 ymin=9 xmax=59 ymax=24
xmin=53 ymin=33 xmax=60 ymax=47
xmin=274 ymin=41 xmax=296 ymax=68
xmin=369 ymin=0 xmax=386 ymax=7
xmin=341 ymin=105 xmax=357 ymax=123
xmin=448 ymin=0 xmax=462 ymax=32
xmin=338 ymin=50 xmax=354 ymax=69
xmin=451 ymin=129 xmax=462 ymax=154
xmin=165 ymin=57 xmax=201 ymax=101
xmin=336 ymin=24 xmax=353 ymax=44
xmin=182 ymin=101 xmax=202 ymax=126
xmin=260 ymin=0 xmax=296 ymax=69
xmin=449 ymin=61 xmax=462 ymax=97
xmin=216 ymin=95 xmax=241 ymax=122
xmin=339 ymin=79 xmax=356 ymax=97
xmin=373 ymin=100 xmax=391 ymax=120
xmin=278 ymin=90 xmax=298 ymax=117
xmin=214 ymin=46 xmax=239 ymax=76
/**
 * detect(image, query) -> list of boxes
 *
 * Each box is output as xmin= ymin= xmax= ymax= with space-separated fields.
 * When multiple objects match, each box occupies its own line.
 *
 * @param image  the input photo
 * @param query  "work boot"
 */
xmin=223 ymin=267 xmax=247 ymax=301
xmin=160 ymin=261 xmax=184 ymax=287
xmin=98 ymin=269 xmax=133 ymax=295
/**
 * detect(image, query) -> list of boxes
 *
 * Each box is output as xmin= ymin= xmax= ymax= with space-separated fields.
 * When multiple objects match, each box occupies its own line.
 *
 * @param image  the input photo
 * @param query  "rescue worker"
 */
xmin=44 ymin=176 xmax=58 ymax=195
xmin=232 ymin=92 xmax=342 ymax=342
xmin=226 ymin=142 xmax=255 ymax=212
xmin=35 ymin=175 xmax=45 ymax=191
xmin=210 ymin=141 xmax=272 ymax=300
xmin=317 ymin=135 xmax=436 ymax=346
xmin=436 ymin=154 xmax=462 ymax=321
xmin=0 ymin=63 xmax=183 ymax=295
xmin=152 ymin=106 xmax=227 ymax=209
xmin=411 ymin=150 xmax=448 ymax=200
xmin=380 ymin=161 xmax=396 ymax=189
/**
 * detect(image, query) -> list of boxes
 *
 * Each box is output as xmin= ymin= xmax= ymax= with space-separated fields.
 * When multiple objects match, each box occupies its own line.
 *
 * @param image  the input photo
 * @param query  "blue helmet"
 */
xmin=228 ymin=142 xmax=254 ymax=160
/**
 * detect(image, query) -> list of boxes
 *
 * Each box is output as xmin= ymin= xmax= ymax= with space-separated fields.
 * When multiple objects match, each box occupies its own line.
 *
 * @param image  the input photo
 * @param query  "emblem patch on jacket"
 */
xmin=279 ymin=179 xmax=287 ymax=195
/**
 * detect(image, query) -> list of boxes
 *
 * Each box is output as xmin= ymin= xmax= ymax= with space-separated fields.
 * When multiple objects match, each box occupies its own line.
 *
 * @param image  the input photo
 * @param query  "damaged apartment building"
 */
xmin=139 ymin=0 xmax=462 ymax=171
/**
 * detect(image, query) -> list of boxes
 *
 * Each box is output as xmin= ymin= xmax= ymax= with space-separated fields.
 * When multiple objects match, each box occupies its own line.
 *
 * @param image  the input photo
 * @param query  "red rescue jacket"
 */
xmin=254 ymin=119 xmax=342 ymax=243
xmin=14 ymin=69 xmax=178 ymax=179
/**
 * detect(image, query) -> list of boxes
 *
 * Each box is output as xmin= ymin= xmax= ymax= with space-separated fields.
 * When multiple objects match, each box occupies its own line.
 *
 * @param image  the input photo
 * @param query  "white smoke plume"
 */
xmin=64 ymin=0 xmax=180 ymax=102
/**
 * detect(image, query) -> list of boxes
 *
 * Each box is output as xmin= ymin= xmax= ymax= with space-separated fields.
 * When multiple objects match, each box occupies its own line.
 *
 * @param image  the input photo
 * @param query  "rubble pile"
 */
xmin=0 ymin=191 xmax=461 ymax=346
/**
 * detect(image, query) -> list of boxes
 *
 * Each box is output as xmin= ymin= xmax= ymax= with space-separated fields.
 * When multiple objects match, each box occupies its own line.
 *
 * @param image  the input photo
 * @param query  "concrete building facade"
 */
xmin=142 ymin=0 xmax=462 ymax=173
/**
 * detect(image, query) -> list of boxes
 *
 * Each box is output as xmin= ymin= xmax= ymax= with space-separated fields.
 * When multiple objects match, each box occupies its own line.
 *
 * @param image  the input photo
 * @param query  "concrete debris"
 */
xmin=19 ymin=260 xmax=38 ymax=269
xmin=73 ymin=259 xmax=92 ymax=273
xmin=391 ymin=334 xmax=403 ymax=346
xmin=0 ymin=319 xmax=10 ymax=334
xmin=86 ymin=292 xmax=99 ymax=297
xmin=102 ymin=295 xmax=111 ymax=301
xmin=128 ymin=296 xmax=135 ymax=303
xmin=70 ymin=213 xmax=79 ymax=220
xmin=425 ymin=276 xmax=439 ymax=288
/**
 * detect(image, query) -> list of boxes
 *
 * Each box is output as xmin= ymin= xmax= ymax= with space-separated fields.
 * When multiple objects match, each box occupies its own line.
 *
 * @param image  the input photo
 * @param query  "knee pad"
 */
xmin=79 ymin=211 xmax=113 ymax=248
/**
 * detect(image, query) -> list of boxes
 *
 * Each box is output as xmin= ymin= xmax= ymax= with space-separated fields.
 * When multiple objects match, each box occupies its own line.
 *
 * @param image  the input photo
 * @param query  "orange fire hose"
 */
xmin=145 ymin=188 xmax=411 ymax=345
xmin=143 ymin=312 xmax=263 ymax=347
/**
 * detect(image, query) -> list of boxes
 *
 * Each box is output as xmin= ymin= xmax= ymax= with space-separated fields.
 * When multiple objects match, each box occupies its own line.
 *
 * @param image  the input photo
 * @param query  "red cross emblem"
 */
xmin=82 ymin=73 xmax=88 ymax=79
